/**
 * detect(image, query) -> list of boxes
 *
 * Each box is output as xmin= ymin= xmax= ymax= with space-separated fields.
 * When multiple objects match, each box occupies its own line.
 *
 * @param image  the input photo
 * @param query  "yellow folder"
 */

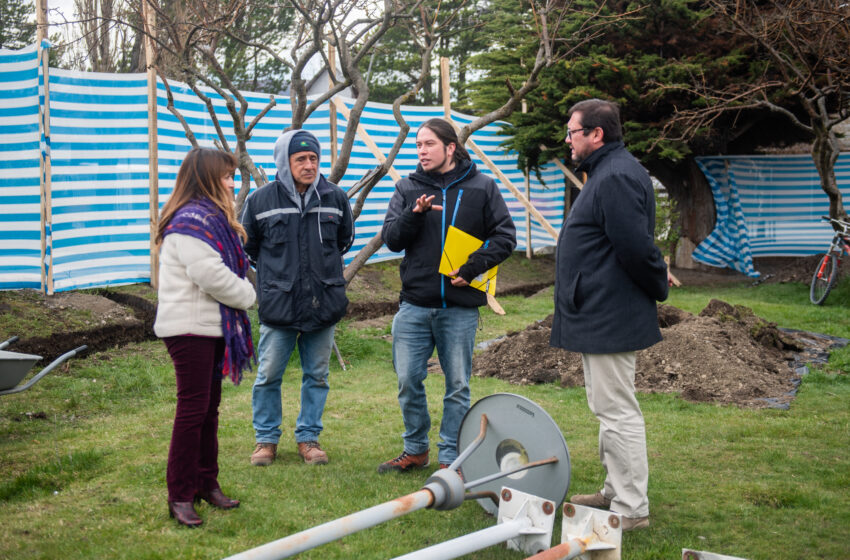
xmin=438 ymin=225 xmax=498 ymax=295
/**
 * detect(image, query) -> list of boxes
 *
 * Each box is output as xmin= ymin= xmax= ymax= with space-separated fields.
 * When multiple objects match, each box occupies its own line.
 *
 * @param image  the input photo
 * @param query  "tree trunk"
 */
xmin=646 ymin=157 xmax=716 ymax=245
xmin=811 ymin=126 xmax=846 ymax=221
xmin=343 ymin=232 xmax=384 ymax=283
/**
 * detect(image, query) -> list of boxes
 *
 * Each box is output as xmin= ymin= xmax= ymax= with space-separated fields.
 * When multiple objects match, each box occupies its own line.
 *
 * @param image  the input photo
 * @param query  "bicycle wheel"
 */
xmin=810 ymin=253 xmax=838 ymax=305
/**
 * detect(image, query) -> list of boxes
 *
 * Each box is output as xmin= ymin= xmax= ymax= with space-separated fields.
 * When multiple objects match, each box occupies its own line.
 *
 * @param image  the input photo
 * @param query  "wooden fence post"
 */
xmin=328 ymin=45 xmax=338 ymax=167
xmin=441 ymin=57 xmax=451 ymax=120
xmin=36 ymin=0 xmax=53 ymax=294
xmin=143 ymin=0 xmax=160 ymax=289
xmin=438 ymin=59 xmax=558 ymax=240
xmin=522 ymin=99 xmax=532 ymax=259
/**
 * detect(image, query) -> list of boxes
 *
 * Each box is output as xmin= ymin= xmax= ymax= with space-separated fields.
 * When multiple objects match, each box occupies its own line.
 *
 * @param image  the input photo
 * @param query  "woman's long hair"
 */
xmin=156 ymin=147 xmax=246 ymax=245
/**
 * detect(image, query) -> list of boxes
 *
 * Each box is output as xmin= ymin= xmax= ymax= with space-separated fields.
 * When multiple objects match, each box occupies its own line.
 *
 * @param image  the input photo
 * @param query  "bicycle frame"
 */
xmin=815 ymin=217 xmax=850 ymax=278
xmin=824 ymin=218 xmax=850 ymax=263
xmin=810 ymin=216 xmax=850 ymax=305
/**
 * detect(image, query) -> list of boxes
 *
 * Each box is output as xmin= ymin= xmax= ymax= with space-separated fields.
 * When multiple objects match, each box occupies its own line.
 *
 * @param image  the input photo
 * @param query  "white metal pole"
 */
xmin=223 ymin=489 xmax=435 ymax=560
xmin=392 ymin=517 xmax=531 ymax=560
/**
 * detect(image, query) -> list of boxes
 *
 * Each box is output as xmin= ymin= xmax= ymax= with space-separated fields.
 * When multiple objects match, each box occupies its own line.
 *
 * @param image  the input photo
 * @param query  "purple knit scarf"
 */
xmin=162 ymin=198 xmax=255 ymax=385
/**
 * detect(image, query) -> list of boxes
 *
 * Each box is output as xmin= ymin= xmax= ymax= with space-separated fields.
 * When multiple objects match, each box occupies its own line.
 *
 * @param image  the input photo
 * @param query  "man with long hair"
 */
xmin=378 ymin=118 xmax=516 ymax=473
xmin=550 ymin=99 xmax=670 ymax=532
xmin=241 ymin=130 xmax=354 ymax=466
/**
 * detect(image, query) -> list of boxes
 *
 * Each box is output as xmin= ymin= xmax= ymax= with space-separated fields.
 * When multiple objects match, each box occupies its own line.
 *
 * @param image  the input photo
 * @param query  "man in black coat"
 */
xmin=550 ymin=99 xmax=670 ymax=531
xmin=378 ymin=118 xmax=516 ymax=474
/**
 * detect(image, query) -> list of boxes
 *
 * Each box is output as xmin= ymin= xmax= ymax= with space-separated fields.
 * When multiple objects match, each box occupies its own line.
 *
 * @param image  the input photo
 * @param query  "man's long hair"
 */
xmin=156 ymin=147 xmax=246 ymax=245
xmin=418 ymin=118 xmax=472 ymax=165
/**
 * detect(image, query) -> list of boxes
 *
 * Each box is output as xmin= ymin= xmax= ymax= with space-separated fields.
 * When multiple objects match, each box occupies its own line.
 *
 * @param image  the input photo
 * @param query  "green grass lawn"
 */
xmin=1 ymin=277 xmax=848 ymax=559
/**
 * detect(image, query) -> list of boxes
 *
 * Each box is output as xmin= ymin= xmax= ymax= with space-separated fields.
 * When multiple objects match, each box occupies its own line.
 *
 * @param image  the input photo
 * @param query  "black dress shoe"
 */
xmin=196 ymin=488 xmax=240 ymax=510
xmin=168 ymin=501 xmax=203 ymax=527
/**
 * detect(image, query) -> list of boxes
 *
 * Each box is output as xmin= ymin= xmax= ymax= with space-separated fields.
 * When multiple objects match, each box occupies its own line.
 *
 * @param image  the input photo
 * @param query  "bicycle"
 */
xmin=809 ymin=215 xmax=850 ymax=305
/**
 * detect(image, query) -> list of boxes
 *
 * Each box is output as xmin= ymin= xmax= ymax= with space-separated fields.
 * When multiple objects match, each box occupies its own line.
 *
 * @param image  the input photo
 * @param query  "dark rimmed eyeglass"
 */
xmin=566 ymin=127 xmax=591 ymax=140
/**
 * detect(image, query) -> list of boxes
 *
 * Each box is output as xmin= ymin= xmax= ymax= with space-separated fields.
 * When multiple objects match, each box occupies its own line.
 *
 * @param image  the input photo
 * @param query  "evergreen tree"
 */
xmin=466 ymin=0 xmax=804 ymax=243
xmin=469 ymin=0 xmax=766 ymax=169
xmin=216 ymin=0 xmax=294 ymax=94
xmin=364 ymin=0 xmax=489 ymax=106
xmin=0 ymin=0 xmax=37 ymax=50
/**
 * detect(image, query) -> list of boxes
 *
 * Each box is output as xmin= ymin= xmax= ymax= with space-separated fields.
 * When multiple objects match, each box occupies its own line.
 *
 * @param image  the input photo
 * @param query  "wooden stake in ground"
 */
xmin=36 ymin=0 xmax=53 ymax=294
xmin=144 ymin=0 xmax=159 ymax=289
xmin=665 ymin=256 xmax=682 ymax=287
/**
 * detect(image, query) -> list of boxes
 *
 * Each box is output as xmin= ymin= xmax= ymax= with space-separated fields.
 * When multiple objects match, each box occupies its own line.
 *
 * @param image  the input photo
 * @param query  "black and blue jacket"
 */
xmin=382 ymin=159 xmax=516 ymax=309
xmin=241 ymin=130 xmax=354 ymax=331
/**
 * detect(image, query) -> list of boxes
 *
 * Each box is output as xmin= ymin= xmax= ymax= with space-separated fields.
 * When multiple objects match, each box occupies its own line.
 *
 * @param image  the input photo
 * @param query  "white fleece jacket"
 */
xmin=153 ymin=234 xmax=256 ymax=338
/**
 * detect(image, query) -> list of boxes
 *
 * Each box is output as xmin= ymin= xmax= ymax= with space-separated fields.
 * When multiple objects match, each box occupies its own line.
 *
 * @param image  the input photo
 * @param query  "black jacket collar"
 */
xmin=576 ymin=141 xmax=625 ymax=175
xmin=409 ymin=158 xmax=474 ymax=188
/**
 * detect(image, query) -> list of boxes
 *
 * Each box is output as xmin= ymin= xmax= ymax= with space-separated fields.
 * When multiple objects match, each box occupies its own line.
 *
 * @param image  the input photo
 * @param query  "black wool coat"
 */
xmin=550 ymin=141 xmax=668 ymax=354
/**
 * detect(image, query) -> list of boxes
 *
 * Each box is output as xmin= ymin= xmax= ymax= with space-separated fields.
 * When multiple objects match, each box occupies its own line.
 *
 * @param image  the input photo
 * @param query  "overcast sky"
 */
xmin=47 ymin=0 xmax=76 ymax=21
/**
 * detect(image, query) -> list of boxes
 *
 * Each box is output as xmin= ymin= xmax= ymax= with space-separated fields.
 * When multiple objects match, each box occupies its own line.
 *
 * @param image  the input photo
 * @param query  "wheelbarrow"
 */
xmin=0 ymin=336 xmax=87 ymax=396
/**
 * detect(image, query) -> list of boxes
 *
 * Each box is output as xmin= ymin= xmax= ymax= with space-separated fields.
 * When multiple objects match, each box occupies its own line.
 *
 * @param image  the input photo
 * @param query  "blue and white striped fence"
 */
xmin=1 ymin=45 xmax=567 ymax=292
xmin=694 ymin=155 xmax=850 ymax=277
xmin=0 ymin=44 xmax=43 ymax=290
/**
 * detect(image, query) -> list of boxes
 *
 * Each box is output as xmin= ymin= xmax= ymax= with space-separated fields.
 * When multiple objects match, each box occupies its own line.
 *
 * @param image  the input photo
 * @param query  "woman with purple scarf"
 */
xmin=153 ymin=147 xmax=256 ymax=527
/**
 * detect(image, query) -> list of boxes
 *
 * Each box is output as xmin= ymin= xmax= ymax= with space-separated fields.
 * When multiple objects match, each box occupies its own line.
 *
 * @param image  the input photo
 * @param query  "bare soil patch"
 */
xmin=473 ymin=299 xmax=846 ymax=408
xmin=0 ymin=288 xmax=156 ymax=365
xmin=2 ymin=256 xmax=843 ymax=407
xmin=671 ymin=255 xmax=844 ymax=287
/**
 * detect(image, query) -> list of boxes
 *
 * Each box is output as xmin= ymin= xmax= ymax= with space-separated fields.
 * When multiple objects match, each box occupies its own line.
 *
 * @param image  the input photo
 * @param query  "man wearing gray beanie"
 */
xmin=241 ymin=129 xmax=354 ymax=466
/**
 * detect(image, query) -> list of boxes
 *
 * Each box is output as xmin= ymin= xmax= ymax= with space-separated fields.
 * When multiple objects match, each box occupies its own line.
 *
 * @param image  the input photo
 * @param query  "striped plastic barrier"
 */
xmin=0 ymin=44 xmax=43 ymax=290
xmin=0 ymin=50 xmax=566 ymax=292
xmin=694 ymin=154 xmax=850 ymax=277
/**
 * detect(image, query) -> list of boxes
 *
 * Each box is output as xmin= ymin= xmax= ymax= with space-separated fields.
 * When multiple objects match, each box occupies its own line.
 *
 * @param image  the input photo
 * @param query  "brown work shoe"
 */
xmin=569 ymin=491 xmax=612 ymax=509
xmin=377 ymin=450 xmax=430 ymax=473
xmin=438 ymin=463 xmax=464 ymax=480
xmin=250 ymin=442 xmax=277 ymax=466
xmin=297 ymin=441 xmax=329 ymax=465
xmin=621 ymin=515 xmax=650 ymax=532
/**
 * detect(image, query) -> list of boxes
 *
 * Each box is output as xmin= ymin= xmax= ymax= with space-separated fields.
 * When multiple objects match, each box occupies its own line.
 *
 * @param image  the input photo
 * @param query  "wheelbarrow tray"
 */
xmin=0 ymin=349 xmax=44 ymax=391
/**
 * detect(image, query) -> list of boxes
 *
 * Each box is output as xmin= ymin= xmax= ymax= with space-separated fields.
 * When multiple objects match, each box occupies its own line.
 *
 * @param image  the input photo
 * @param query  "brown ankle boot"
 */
xmin=168 ymin=501 xmax=203 ymax=527
xmin=250 ymin=442 xmax=277 ymax=466
xmin=297 ymin=441 xmax=328 ymax=465
xmin=195 ymin=488 xmax=239 ymax=510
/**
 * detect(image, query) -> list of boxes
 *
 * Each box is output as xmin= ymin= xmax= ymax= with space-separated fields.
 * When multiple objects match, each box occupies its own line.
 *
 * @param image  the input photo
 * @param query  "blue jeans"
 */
xmin=252 ymin=323 xmax=335 ymax=444
xmin=391 ymin=301 xmax=479 ymax=464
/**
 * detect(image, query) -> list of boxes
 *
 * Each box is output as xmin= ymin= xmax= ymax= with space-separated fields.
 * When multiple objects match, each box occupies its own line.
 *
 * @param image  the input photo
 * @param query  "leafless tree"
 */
xmin=343 ymin=0 xmax=630 ymax=279
xmin=217 ymin=0 xmax=422 ymax=184
xmin=121 ymin=0 xmax=422 ymax=215
xmin=62 ymin=0 xmax=143 ymax=72
xmin=100 ymin=0 xmax=630 ymax=280
xmin=342 ymin=2 xmax=443 ymax=280
xmin=663 ymin=0 xmax=850 ymax=220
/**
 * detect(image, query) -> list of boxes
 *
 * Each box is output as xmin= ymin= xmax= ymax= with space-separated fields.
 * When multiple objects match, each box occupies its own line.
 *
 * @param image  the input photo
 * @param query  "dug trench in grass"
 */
xmin=0 ymin=290 xmax=156 ymax=366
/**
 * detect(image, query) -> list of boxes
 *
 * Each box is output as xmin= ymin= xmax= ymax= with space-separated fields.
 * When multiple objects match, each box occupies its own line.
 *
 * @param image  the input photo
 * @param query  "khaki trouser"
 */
xmin=581 ymin=352 xmax=649 ymax=518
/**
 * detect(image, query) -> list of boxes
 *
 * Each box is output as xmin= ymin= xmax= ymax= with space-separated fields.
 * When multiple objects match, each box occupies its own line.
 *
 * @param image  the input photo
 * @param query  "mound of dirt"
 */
xmin=472 ymin=299 xmax=842 ymax=408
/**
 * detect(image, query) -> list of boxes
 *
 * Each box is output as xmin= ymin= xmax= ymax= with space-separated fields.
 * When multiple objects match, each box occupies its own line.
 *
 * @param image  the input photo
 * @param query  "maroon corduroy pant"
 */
xmin=164 ymin=336 xmax=224 ymax=502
